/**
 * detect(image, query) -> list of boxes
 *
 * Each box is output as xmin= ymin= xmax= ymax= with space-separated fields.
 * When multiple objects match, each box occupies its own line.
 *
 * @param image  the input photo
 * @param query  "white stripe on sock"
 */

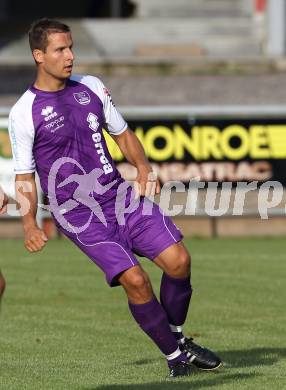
xmin=170 ymin=324 xmax=183 ymax=333
xmin=166 ymin=347 xmax=182 ymax=361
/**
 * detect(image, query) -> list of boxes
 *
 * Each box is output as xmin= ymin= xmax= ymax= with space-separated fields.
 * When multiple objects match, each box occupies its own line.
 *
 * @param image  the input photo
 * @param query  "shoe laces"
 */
xmin=184 ymin=337 xmax=205 ymax=353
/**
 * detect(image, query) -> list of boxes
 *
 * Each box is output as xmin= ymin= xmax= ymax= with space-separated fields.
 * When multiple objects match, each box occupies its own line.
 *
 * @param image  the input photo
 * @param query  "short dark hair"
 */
xmin=28 ymin=18 xmax=70 ymax=52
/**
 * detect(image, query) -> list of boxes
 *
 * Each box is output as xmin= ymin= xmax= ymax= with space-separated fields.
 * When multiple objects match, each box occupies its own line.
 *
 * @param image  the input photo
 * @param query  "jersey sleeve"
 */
xmin=8 ymin=106 xmax=36 ymax=174
xmin=101 ymin=83 xmax=128 ymax=136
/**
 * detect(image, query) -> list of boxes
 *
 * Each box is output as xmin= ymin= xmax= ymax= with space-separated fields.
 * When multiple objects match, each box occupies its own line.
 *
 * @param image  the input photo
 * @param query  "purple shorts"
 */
xmin=57 ymin=197 xmax=183 ymax=287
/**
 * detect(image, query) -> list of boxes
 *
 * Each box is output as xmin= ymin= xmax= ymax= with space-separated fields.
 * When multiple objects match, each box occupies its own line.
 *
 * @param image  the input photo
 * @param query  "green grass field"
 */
xmin=0 ymin=237 xmax=285 ymax=390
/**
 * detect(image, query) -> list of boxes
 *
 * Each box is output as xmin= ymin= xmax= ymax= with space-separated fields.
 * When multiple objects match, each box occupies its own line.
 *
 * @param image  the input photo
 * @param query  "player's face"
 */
xmin=39 ymin=32 xmax=74 ymax=80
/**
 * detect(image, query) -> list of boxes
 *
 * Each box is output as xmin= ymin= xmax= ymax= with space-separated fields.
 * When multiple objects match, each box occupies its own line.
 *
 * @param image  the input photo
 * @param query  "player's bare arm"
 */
xmin=0 ymin=186 xmax=9 ymax=215
xmin=15 ymin=173 xmax=48 ymax=253
xmin=112 ymin=128 xmax=161 ymax=198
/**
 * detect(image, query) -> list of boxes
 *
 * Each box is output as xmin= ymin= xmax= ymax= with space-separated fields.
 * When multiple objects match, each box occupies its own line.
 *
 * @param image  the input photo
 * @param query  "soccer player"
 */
xmin=8 ymin=18 xmax=221 ymax=377
xmin=0 ymin=186 xmax=8 ymax=300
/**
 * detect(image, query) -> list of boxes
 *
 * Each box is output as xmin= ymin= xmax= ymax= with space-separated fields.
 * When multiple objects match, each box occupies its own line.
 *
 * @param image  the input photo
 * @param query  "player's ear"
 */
xmin=33 ymin=49 xmax=44 ymax=64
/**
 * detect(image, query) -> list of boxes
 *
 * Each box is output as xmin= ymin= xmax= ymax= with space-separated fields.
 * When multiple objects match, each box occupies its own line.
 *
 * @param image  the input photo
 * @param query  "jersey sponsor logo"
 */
xmin=87 ymin=112 xmax=113 ymax=174
xmin=41 ymin=106 xmax=58 ymax=122
xmin=73 ymin=91 xmax=91 ymax=105
xmin=45 ymin=116 xmax=65 ymax=133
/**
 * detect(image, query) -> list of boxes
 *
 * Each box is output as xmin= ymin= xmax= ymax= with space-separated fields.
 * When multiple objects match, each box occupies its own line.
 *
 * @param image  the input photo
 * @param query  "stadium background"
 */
xmin=0 ymin=2 xmax=286 ymax=389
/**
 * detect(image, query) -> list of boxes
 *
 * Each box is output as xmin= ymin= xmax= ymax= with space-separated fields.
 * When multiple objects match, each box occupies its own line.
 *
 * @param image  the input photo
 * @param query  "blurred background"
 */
xmin=1 ymin=0 xmax=286 ymax=238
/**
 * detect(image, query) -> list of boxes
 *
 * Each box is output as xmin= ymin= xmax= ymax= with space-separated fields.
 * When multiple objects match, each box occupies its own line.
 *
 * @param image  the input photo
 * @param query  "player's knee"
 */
xmin=181 ymin=250 xmax=191 ymax=273
xmin=129 ymin=272 xmax=150 ymax=292
xmin=120 ymin=267 xmax=153 ymax=303
xmin=169 ymin=250 xmax=191 ymax=277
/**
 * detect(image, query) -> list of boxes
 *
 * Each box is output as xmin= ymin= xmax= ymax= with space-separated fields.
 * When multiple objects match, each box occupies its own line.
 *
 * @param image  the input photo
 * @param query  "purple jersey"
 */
xmin=9 ymin=75 xmax=127 ymax=219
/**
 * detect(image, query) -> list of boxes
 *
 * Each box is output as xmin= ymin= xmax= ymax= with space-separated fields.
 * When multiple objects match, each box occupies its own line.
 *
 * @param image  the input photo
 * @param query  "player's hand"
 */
xmin=134 ymin=168 xmax=161 ymax=199
xmin=24 ymin=226 xmax=48 ymax=253
xmin=0 ymin=192 xmax=9 ymax=215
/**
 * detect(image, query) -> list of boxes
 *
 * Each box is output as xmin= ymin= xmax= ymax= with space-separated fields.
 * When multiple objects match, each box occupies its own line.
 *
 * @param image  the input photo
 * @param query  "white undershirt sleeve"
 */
xmin=8 ymin=92 xmax=36 ymax=174
xmin=101 ymin=85 xmax=128 ymax=135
